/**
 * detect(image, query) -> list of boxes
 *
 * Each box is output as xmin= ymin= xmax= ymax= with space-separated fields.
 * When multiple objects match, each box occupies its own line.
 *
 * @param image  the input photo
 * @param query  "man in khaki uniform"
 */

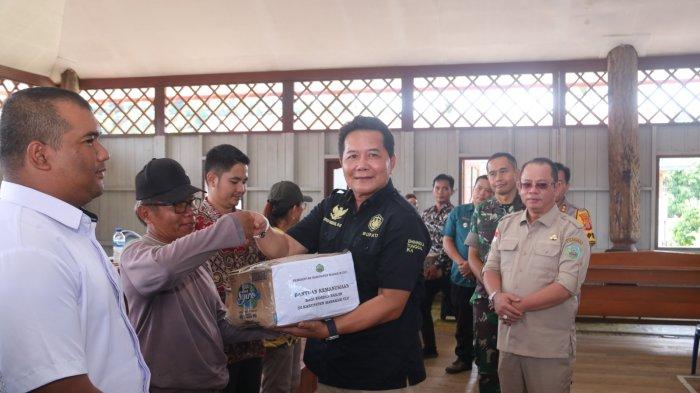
xmin=554 ymin=162 xmax=596 ymax=246
xmin=483 ymin=157 xmax=590 ymax=393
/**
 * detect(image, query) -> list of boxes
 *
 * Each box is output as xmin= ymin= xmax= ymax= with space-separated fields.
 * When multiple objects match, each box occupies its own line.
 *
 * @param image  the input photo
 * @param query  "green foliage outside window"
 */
xmin=665 ymin=164 xmax=700 ymax=246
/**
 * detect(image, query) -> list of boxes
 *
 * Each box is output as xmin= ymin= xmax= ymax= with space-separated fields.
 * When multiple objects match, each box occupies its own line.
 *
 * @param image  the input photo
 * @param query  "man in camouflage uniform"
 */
xmin=466 ymin=153 xmax=524 ymax=393
xmin=554 ymin=163 xmax=596 ymax=246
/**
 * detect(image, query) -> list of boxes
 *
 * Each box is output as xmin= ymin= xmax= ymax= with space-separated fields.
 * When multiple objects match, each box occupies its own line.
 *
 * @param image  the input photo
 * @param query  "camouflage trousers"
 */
xmin=473 ymin=297 xmax=500 ymax=393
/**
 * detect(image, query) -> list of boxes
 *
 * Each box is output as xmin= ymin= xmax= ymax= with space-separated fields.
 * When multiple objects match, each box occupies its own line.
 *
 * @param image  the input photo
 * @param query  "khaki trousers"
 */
xmin=498 ymin=351 xmax=573 ymax=393
xmin=317 ymin=383 xmax=413 ymax=393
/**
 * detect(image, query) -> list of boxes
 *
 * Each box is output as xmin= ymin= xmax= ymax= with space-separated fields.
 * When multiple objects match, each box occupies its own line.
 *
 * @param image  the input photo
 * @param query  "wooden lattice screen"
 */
xmin=565 ymin=71 xmax=608 ymax=126
xmin=0 ymin=78 xmax=34 ymax=113
xmin=293 ymin=78 xmax=402 ymax=130
xmin=412 ymin=73 xmax=554 ymax=128
xmin=165 ymin=83 xmax=283 ymax=133
xmin=80 ymin=88 xmax=156 ymax=135
xmin=638 ymin=67 xmax=700 ymax=124
xmin=73 ymin=57 xmax=700 ymax=135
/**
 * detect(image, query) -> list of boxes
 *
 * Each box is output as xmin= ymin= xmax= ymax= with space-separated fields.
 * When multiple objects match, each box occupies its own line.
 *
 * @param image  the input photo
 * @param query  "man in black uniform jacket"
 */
xmin=256 ymin=115 xmax=431 ymax=392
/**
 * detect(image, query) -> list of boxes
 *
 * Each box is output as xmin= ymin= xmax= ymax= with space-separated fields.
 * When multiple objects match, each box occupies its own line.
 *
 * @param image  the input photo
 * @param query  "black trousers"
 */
xmin=421 ymin=275 xmax=450 ymax=352
xmin=223 ymin=357 xmax=263 ymax=393
xmin=451 ymin=283 xmax=475 ymax=362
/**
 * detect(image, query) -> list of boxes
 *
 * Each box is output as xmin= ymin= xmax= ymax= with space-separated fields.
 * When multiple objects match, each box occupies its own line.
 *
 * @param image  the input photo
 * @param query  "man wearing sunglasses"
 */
xmin=119 ymin=158 xmax=275 ymax=393
xmin=482 ymin=157 xmax=590 ymax=393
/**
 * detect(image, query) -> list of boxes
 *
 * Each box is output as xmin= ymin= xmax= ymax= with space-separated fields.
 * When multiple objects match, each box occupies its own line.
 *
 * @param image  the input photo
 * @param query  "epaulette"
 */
xmin=560 ymin=212 xmax=583 ymax=229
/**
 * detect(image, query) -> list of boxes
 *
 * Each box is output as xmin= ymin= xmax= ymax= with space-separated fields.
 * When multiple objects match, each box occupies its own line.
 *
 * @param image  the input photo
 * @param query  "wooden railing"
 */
xmin=578 ymin=251 xmax=700 ymax=319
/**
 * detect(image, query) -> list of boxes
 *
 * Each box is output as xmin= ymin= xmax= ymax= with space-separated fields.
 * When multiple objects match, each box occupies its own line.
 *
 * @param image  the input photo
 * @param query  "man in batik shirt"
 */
xmin=193 ymin=144 xmax=264 ymax=393
xmin=419 ymin=174 xmax=455 ymax=358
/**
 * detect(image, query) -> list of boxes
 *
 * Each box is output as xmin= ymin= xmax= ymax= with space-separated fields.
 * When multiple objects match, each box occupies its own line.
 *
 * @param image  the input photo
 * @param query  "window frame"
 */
xmin=459 ymin=156 xmax=490 ymax=205
xmin=654 ymin=154 xmax=700 ymax=251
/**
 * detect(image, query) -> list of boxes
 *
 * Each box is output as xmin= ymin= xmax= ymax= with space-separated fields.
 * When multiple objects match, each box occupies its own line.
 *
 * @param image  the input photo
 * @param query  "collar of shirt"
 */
xmin=202 ymin=197 xmax=222 ymax=218
xmin=343 ymin=179 xmax=396 ymax=212
xmin=0 ymin=181 xmax=96 ymax=231
xmin=518 ymin=205 xmax=560 ymax=228
xmin=424 ymin=202 xmax=454 ymax=215
xmin=484 ymin=194 xmax=523 ymax=210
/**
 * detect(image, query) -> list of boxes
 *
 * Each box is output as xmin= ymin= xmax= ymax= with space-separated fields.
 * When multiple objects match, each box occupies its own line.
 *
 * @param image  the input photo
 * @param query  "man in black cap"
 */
xmin=120 ymin=157 xmax=275 ymax=393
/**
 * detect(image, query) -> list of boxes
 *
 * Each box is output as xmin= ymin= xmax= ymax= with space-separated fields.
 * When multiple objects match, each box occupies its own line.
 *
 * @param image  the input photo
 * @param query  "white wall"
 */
xmin=86 ymin=124 xmax=700 ymax=252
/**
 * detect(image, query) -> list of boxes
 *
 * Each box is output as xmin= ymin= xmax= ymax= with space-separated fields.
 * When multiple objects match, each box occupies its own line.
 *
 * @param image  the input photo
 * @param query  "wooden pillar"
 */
xmin=607 ymin=45 xmax=640 ymax=251
xmin=60 ymin=69 xmax=80 ymax=92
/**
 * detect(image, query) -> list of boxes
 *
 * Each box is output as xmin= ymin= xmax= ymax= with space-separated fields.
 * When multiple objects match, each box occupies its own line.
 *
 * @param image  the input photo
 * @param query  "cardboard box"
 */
xmin=226 ymin=252 xmax=359 ymax=327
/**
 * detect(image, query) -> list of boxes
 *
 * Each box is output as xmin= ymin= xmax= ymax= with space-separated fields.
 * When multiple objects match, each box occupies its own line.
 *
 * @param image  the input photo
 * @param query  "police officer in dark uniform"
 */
xmin=256 ymin=115 xmax=431 ymax=392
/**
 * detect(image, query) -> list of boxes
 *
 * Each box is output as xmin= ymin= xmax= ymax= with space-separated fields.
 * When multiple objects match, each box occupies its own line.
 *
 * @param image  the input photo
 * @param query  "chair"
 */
xmin=693 ymin=324 xmax=700 ymax=375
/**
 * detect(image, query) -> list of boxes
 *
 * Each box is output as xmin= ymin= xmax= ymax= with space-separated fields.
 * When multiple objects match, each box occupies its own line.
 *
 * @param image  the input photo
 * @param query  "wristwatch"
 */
xmin=488 ymin=290 xmax=500 ymax=309
xmin=324 ymin=318 xmax=339 ymax=341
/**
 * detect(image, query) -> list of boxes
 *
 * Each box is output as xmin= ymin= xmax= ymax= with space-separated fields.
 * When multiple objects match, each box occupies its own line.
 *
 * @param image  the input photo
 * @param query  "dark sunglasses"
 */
xmin=518 ymin=181 xmax=554 ymax=191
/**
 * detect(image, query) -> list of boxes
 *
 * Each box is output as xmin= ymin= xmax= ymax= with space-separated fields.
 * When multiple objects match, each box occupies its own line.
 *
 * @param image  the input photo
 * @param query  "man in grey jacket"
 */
xmin=120 ymin=158 xmax=274 ymax=393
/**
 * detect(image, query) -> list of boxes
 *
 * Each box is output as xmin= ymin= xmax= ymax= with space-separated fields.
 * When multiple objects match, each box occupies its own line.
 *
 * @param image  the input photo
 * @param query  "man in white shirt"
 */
xmin=0 ymin=87 xmax=151 ymax=392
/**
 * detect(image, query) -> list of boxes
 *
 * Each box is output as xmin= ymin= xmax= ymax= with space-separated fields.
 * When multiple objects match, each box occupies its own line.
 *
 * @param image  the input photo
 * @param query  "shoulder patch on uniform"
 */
xmin=565 ymin=237 xmax=584 ymax=246
xmin=564 ymin=242 xmax=583 ymax=260
xmin=575 ymin=209 xmax=593 ymax=230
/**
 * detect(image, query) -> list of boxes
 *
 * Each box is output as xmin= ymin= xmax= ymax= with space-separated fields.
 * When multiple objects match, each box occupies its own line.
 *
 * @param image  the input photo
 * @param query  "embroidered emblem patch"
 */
xmin=368 ymin=214 xmax=383 ymax=232
xmin=406 ymin=239 xmax=425 ymax=253
xmin=330 ymin=205 xmax=349 ymax=220
xmin=564 ymin=243 xmax=582 ymax=260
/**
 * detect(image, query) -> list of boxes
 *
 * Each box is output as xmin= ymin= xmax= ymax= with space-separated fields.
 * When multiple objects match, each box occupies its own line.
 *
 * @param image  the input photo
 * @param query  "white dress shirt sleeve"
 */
xmin=0 ymin=247 xmax=88 ymax=392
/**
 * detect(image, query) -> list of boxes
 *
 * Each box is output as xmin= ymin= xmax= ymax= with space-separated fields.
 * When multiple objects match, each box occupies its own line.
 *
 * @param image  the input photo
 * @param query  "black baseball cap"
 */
xmin=135 ymin=158 xmax=203 ymax=203
xmin=267 ymin=181 xmax=312 ymax=208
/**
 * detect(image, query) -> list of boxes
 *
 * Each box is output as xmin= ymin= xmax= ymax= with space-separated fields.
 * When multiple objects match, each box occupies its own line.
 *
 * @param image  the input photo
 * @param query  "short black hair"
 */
xmin=554 ymin=162 xmax=571 ymax=183
xmin=521 ymin=157 xmax=559 ymax=183
xmin=0 ymin=87 xmax=92 ymax=173
xmin=338 ymin=115 xmax=394 ymax=157
xmin=432 ymin=174 xmax=455 ymax=189
xmin=474 ymin=174 xmax=488 ymax=185
xmin=204 ymin=144 xmax=250 ymax=177
xmin=486 ymin=152 xmax=518 ymax=172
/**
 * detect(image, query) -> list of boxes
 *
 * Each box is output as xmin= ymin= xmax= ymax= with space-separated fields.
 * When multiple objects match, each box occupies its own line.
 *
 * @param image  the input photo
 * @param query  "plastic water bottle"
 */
xmin=112 ymin=227 xmax=126 ymax=265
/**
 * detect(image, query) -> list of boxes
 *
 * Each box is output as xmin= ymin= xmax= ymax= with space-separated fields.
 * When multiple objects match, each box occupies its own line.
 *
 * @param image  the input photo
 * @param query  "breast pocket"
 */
xmin=497 ymin=237 xmax=519 ymax=271
xmin=351 ymin=237 xmax=382 ymax=300
xmin=531 ymin=242 xmax=560 ymax=281
xmin=460 ymin=216 xmax=471 ymax=229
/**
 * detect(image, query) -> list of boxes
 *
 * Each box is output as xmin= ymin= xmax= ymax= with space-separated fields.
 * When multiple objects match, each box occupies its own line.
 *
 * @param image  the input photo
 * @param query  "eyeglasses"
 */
xmin=143 ymin=197 xmax=200 ymax=214
xmin=518 ymin=181 xmax=555 ymax=191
